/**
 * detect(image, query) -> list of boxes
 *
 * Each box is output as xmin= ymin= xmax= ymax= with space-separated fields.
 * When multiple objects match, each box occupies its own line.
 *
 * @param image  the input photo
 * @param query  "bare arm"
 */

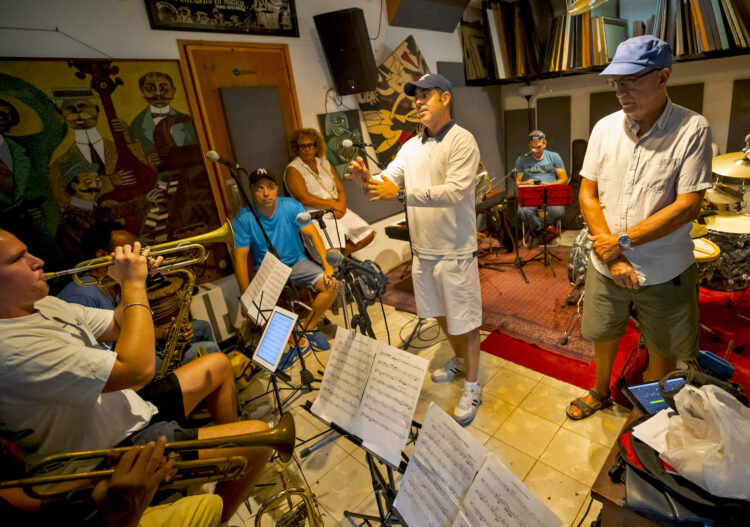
xmin=516 ymin=171 xmax=530 ymax=186
xmin=551 ymin=167 xmax=568 ymax=185
xmin=233 ymin=246 xmax=254 ymax=293
xmin=579 ymin=178 xmax=612 ymax=237
xmin=300 ymin=224 xmax=335 ymax=281
xmin=102 ymin=243 xmax=156 ymax=393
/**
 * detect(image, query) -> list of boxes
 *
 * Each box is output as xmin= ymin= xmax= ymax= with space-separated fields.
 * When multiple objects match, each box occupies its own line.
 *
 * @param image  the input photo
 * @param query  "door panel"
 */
xmin=178 ymin=41 xmax=301 ymax=219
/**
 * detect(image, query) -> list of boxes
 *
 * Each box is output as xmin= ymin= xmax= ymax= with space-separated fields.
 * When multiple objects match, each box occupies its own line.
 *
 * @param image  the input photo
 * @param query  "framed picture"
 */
xmin=144 ymin=0 xmax=299 ymax=37
xmin=0 ymin=58 xmax=228 ymax=282
xmin=356 ymin=36 xmax=430 ymax=169
xmin=316 ymin=110 xmax=363 ymax=180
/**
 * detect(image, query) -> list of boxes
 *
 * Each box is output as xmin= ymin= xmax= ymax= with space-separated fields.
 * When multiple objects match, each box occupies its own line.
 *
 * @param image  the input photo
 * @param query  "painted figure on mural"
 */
xmin=0 ymin=73 xmax=67 ymax=265
xmin=129 ymin=71 xmax=197 ymax=169
xmin=357 ymin=37 xmax=429 ymax=167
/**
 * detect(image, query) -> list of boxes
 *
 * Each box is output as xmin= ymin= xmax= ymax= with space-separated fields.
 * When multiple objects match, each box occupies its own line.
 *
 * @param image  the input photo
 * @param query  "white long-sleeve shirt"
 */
xmin=380 ymin=121 xmax=481 ymax=258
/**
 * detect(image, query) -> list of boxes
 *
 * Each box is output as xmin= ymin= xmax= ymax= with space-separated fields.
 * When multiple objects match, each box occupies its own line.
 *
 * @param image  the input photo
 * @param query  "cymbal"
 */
xmin=690 ymin=222 xmax=708 ymax=239
xmin=712 ymin=152 xmax=750 ymax=179
xmin=704 ymin=187 xmax=741 ymax=204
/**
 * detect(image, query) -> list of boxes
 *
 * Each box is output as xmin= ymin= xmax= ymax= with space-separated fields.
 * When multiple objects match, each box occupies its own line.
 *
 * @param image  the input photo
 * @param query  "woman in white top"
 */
xmin=284 ymin=128 xmax=374 ymax=255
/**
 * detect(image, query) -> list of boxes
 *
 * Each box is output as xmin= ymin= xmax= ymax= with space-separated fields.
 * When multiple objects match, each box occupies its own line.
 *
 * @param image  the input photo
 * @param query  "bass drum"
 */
xmin=704 ymin=212 xmax=750 ymax=291
xmin=568 ymin=227 xmax=592 ymax=286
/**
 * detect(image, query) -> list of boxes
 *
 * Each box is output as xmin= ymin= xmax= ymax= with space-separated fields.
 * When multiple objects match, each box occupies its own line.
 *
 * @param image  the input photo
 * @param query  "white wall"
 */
xmin=1 ymin=0 xmax=467 ymax=270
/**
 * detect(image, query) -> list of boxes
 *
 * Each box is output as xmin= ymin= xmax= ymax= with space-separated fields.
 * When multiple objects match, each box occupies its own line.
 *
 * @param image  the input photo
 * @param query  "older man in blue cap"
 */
xmin=567 ymin=36 xmax=713 ymax=420
xmin=347 ymin=74 xmax=484 ymax=425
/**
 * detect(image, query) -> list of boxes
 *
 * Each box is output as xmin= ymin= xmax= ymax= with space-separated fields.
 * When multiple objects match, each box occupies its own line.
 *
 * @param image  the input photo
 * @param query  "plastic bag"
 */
xmin=660 ymin=384 xmax=750 ymax=500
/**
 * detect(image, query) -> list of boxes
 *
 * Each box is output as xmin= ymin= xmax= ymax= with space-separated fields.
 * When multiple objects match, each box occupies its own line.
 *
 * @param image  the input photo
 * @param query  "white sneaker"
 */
xmin=453 ymin=384 xmax=482 ymax=425
xmin=431 ymin=357 xmax=466 ymax=383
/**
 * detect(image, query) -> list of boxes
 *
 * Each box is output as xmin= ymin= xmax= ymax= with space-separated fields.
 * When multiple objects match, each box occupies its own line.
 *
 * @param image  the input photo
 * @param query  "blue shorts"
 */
xmin=288 ymin=258 xmax=324 ymax=290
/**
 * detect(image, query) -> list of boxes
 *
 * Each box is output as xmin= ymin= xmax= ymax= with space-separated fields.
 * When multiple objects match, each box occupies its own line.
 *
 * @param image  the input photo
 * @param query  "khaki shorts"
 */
xmin=412 ymin=254 xmax=482 ymax=336
xmin=581 ymin=260 xmax=700 ymax=360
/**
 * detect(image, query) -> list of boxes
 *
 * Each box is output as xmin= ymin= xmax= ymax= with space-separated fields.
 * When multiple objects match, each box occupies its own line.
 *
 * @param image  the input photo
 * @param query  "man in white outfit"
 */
xmin=347 ymin=74 xmax=483 ymax=425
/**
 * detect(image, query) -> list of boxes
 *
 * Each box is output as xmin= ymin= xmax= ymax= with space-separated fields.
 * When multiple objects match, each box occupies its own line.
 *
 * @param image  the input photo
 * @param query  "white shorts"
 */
xmin=412 ymin=254 xmax=482 ymax=336
xmin=311 ymin=208 xmax=373 ymax=249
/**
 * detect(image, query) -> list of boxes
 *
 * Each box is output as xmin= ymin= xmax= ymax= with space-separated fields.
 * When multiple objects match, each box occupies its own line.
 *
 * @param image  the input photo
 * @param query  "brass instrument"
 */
xmin=0 ymin=412 xmax=295 ymax=500
xmin=42 ymin=220 xmax=234 ymax=286
xmin=256 ymin=486 xmax=324 ymax=527
xmin=157 ymin=268 xmax=196 ymax=379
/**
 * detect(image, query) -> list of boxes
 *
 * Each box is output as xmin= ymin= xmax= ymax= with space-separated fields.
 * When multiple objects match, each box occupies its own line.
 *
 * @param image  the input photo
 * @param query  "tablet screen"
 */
xmin=625 ymin=377 xmax=686 ymax=415
xmin=253 ymin=308 xmax=297 ymax=371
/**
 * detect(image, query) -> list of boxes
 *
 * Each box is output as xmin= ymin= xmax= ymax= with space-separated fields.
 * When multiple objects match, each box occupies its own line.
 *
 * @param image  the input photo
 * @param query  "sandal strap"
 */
xmin=572 ymin=397 xmax=597 ymax=417
xmin=588 ymin=389 xmax=610 ymax=405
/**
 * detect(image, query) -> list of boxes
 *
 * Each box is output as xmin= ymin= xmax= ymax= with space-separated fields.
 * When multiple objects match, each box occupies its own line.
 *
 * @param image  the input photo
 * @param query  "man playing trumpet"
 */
xmin=0 ymin=228 xmax=271 ymax=524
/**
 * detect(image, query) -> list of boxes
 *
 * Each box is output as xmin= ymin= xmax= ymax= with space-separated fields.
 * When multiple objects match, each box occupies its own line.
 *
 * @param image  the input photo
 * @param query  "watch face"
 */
xmin=618 ymin=234 xmax=631 ymax=247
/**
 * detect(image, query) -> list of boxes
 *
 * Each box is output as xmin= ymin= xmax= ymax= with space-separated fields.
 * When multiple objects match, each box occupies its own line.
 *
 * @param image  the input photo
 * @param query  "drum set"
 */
xmin=560 ymin=139 xmax=750 ymax=343
xmin=695 ymin=138 xmax=750 ymax=292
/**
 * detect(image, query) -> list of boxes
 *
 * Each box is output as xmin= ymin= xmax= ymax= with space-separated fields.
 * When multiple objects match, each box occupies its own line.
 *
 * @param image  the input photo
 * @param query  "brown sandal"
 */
xmin=566 ymin=389 xmax=612 ymax=420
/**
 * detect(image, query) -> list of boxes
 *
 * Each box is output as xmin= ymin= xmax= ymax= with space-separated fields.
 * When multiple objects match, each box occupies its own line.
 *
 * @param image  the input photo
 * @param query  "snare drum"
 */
xmin=692 ymin=237 xmax=720 ymax=283
xmin=704 ymin=212 xmax=750 ymax=291
xmin=568 ymin=227 xmax=592 ymax=286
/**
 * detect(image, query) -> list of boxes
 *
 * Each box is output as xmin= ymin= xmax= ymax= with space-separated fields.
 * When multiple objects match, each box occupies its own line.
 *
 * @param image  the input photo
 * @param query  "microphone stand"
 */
xmin=479 ymin=169 xmax=529 ymax=284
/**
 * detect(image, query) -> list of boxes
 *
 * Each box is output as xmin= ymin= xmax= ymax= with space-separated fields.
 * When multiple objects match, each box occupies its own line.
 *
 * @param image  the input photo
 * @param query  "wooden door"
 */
xmin=178 ymin=40 xmax=301 ymax=219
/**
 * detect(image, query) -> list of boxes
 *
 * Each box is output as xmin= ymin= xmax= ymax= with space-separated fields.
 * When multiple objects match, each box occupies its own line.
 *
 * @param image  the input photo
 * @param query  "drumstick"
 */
xmin=693 ymin=246 xmax=714 ymax=255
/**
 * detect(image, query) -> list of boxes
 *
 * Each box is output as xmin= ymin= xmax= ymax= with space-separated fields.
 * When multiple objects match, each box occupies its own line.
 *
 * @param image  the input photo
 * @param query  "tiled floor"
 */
xmin=229 ymin=299 xmax=629 ymax=527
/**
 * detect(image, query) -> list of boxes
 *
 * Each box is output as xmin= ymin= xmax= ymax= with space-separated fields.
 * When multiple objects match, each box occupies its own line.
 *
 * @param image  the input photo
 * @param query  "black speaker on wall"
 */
xmin=313 ymin=8 xmax=378 ymax=96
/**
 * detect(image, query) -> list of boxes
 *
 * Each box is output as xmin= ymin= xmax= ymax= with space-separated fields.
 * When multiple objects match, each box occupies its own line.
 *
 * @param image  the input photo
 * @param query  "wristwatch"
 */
xmin=617 ymin=232 xmax=632 ymax=249
xmin=396 ymin=186 xmax=406 ymax=203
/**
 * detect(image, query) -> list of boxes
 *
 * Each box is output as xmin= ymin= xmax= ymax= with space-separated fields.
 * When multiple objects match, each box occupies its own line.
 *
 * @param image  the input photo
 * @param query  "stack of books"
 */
xmin=632 ymin=0 xmax=750 ymax=56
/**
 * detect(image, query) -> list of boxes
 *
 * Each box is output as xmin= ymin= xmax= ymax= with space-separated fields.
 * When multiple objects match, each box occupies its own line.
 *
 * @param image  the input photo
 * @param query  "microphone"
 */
xmin=296 ymin=209 xmax=334 ymax=225
xmin=523 ymin=151 xmax=533 ymax=157
xmin=325 ymin=250 xmax=376 ymax=276
xmin=206 ymin=150 xmax=240 ymax=170
xmin=342 ymin=139 xmax=373 ymax=149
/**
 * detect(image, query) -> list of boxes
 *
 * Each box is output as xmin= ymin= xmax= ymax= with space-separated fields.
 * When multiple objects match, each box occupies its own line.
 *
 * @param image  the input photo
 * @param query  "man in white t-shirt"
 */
xmin=347 ymin=74 xmax=483 ymax=425
xmin=0 ymin=228 xmax=271 ymax=524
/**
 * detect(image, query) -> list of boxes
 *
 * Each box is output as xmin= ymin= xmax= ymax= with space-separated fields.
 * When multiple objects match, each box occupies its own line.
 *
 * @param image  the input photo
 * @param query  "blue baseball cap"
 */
xmin=601 ymin=35 xmax=673 ymax=76
xmin=404 ymin=73 xmax=452 ymax=96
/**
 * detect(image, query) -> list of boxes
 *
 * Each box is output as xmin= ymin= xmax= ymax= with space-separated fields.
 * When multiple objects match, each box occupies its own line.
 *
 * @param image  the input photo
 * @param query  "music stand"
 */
xmin=519 ymin=184 xmax=572 ymax=277
xmin=478 ymin=169 xmax=529 ymax=283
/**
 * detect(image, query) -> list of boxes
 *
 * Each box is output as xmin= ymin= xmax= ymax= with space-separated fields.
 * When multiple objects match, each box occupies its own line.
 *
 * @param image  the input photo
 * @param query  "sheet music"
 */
xmin=456 ymin=455 xmax=562 ymax=527
xmin=240 ymin=252 xmax=291 ymax=324
xmin=395 ymin=404 xmax=486 ymax=527
xmin=311 ymin=327 xmax=377 ymax=428
xmin=356 ymin=344 xmax=428 ymax=467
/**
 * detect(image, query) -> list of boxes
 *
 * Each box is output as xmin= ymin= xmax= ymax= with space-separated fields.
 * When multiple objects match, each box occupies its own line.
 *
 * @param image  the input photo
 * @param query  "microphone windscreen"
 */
xmin=206 ymin=150 xmax=220 ymax=162
xmin=296 ymin=211 xmax=312 ymax=225
xmin=342 ymin=139 xmax=353 ymax=148
xmin=325 ymin=250 xmax=344 ymax=267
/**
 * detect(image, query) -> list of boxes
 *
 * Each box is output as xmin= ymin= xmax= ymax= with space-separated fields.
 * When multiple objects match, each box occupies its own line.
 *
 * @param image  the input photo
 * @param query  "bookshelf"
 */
xmin=462 ymin=0 xmax=750 ymax=86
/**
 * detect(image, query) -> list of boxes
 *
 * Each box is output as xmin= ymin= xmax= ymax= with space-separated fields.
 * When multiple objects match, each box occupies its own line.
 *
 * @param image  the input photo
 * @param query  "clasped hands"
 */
xmin=346 ymin=156 xmax=400 ymax=202
xmin=587 ymin=232 xmax=640 ymax=289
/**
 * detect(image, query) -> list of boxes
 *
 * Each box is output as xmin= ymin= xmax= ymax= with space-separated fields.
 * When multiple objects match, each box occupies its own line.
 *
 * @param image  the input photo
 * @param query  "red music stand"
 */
xmin=518 ymin=184 xmax=573 ymax=276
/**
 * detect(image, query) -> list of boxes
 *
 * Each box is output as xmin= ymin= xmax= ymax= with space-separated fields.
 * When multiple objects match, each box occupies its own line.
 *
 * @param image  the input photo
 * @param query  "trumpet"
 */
xmin=0 ymin=412 xmax=294 ymax=500
xmin=42 ymin=220 xmax=234 ymax=286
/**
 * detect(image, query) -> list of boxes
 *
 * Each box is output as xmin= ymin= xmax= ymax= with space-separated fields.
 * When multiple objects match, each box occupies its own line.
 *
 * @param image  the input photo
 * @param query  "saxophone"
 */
xmin=157 ymin=268 xmax=197 ymax=379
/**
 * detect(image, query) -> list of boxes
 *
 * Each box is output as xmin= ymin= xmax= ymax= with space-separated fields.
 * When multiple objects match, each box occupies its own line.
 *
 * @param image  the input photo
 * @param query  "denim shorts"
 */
xmin=288 ymin=258 xmax=324 ymax=290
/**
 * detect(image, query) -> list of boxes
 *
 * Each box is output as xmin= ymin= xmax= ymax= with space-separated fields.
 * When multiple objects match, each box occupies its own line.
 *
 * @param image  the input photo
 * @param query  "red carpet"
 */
xmin=479 ymin=287 xmax=750 ymax=393
xmin=382 ymin=244 xmax=596 ymax=362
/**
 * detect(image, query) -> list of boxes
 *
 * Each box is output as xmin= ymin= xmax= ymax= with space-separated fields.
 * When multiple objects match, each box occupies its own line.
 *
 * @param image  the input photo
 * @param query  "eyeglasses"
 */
xmin=529 ymin=135 xmax=545 ymax=141
xmin=607 ymin=68 xmax=657 ymax=90
xmin=297 ymin=143 xmax=316 ymax=150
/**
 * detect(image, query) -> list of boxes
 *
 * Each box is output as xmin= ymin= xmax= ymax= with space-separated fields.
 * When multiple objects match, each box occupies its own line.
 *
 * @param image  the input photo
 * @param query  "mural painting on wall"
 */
xmin=0 ymin=59 xmax=226 ymax=283
xmin=316 ymin=110 xmax=364 ymax=180
xmin=145 ymin=0 xmax=299 ymax=37
xmin=356 ymin=36 xmax=429 ymax=169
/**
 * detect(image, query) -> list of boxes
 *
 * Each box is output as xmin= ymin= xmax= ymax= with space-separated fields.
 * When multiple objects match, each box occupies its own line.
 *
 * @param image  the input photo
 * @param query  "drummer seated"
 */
xmin=0 ymin=228 xmax=271 ymax=523
xmin=57 ymin=221 xmax=221 ymax=373
xmin=284 ymin=128 xmax=375 ymax=256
